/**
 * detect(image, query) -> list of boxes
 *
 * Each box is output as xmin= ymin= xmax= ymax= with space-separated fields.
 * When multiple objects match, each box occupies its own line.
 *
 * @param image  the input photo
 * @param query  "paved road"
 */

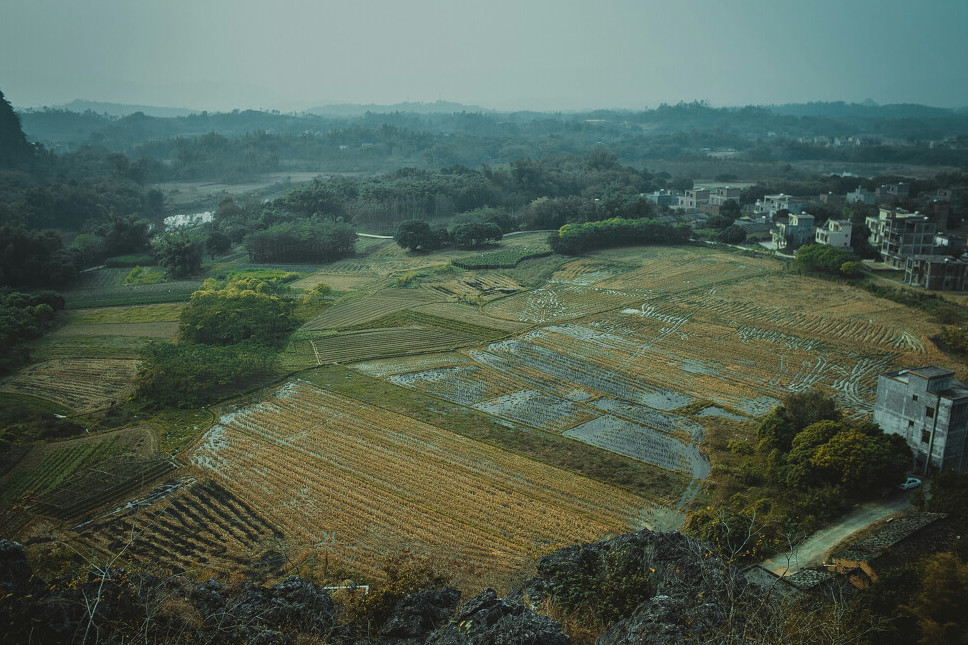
xmin=760 ymin=494 xmax=914 ymax=576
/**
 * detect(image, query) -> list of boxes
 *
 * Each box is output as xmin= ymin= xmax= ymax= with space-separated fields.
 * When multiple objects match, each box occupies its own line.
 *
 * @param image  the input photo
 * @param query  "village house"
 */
xmin=876 ymin=182 xmax=910 ymax=205
xmin=814 ymin=218 xmax=852 ymax=249
xmin=700 ymin=187 xmax=741 ymax=216
xmin=735 ymin=216 xmax=773 ymax=242
xmin=866 ymin=207 xmax=938 ymax=268
xmin=644 ymin=190 xmax=679 ymax=207
xmin=873 ymin=366 xmax=968 ymax=473
xmin=771 ymin=211 xmax=815 ymax=250
xmin=846 ymin=185 xmax=877 ymax=205
xmin=904 ymin=255 xmax=968 ymax=291
xmin=754 ymin=193 xmax=807 ymax=217
xmin=677 ymin=188 xmax=710 ymax=212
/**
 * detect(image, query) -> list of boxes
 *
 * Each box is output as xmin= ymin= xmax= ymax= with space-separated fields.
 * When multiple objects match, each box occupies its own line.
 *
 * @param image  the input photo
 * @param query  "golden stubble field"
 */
xmin=16 ymin=243 xmax=959 ymax=591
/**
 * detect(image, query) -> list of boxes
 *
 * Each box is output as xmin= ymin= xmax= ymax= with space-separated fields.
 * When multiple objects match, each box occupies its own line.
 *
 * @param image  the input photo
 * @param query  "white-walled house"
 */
xmin=815 ymin=219 xmax=853 ymax=249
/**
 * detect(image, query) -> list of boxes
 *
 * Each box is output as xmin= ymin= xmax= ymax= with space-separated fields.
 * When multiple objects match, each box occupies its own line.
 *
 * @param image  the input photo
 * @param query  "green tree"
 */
xmin=153 ymin=231 xmax=204 ymax=278
xmin=810 ymin=427 xmax=909 ymax=494
xmin=394 ymin=219 xmax=438 ymax=252
xmin=756 ymin=407 xmax=797 ymax=452
xmin=179 ymin=278 xmax=294 ymax=346
xmin=839 ymin=260 xmax=864 ymax=277
xmin=204 ymin=230 xmax=232 ymax=257
xmin=795 ymin=244 xmax=859 ymax=276
xmin=450 ymin=221 xmax=502 ymax=249
xmin=785 ymin=420 xmax=910 ymax=495
xmin=717 ymin=224 xmax=747 ymax=244
xmin=900 ymin=552 xmax=968 ymax=645
xmin=783 ymin=389 xmax=842 ymax=431
xmin=96 ymin=207 xmax=151 ymax=257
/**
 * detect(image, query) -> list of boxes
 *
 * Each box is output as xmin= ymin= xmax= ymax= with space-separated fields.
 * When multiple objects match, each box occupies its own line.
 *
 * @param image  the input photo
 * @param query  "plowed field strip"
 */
xmin=189 ymin=381 xmax=646 ymax=584
xmin=237 ymin=389 xmax=636 ymax=525
xmin=302 ymin=289 xmax=445 ymax=331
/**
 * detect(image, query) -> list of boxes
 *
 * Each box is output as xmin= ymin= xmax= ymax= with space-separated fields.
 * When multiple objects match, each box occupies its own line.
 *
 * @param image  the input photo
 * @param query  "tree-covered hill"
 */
xmin=0 ymin=89 xmax=34 ymax=168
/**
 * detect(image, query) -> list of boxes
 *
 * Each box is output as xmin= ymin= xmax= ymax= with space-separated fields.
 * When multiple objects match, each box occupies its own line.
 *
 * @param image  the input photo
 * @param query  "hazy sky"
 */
xmin=2 ymin=0 xmax=966 ymax=112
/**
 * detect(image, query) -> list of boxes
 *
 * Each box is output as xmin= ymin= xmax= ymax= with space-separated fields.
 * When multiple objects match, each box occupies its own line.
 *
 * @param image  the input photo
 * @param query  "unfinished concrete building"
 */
xmin=904 ymin=255 xmax=968 ymax=291
xmin=873 ymin=366 xmax=968 ymax=473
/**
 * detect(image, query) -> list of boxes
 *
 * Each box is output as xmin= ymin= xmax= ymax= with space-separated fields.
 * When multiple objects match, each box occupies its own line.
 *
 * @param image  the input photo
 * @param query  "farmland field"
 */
xmin=65 ymin=269 xmax=203 ymax=309
xmin=181 ymin=380 xmax=647 ymax=588
xmin=0 ymin=425 xmax=169 ymax=526
xmin=7 ymin=241 xmax=961 ymax=593
xmin=0 ymin=358 xmax=139 ymax=412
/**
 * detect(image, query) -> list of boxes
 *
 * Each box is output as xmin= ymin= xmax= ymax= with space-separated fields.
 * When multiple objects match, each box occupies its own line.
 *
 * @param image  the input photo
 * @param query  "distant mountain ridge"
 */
xmin=304 ymin=100 xmax=487 ymax=117
xmin=50 ymin=100 xmax=199 ymax=118
xmin=767 ymin=101 xmax=960 ymax=119
xmin=21 ymin=98 xmax=966 ymax=121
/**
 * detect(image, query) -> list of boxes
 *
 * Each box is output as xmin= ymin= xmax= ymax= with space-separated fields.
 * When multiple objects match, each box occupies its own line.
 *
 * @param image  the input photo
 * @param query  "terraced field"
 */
xmin=354 ymin=246 xmax=950 ymax=527
xmin=70 ymin=478 xmax=285 ymax=579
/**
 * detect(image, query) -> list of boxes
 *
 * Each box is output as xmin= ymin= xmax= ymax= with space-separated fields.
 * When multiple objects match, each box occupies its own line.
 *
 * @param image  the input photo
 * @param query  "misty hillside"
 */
xmin=13 ymin=100 xmax=968 ymax=183
xmin=0 ymin=89 xmax=34 ymax=167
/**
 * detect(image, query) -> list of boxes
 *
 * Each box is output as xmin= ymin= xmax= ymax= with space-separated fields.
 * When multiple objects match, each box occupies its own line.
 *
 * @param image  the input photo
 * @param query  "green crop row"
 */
xmin=452 ymin=249 xmax=551 ymax=270
xmin=1 ymin=435 xmax=123 ymax=500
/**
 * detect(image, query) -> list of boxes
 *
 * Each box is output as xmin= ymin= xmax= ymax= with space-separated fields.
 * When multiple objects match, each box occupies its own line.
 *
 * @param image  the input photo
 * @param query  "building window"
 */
xmin=921 ymin=430 xmax=931 ymax=444
xmin=912 ymin=394 xmax=919 ymax=401
xmin=926 ymin=406 xmax=935 ymax=419
xmin=908 ymin=420 xmax=914 ymax=428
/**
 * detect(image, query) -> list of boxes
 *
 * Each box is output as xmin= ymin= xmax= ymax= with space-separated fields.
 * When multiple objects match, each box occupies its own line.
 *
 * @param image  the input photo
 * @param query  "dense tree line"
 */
xmin=0 ymin=226 xmax=79 ymax=287
xmin=136 ymin=276 xmax=300 ymax=408
xmin=245 ymin=220 xmax=356 ymax=263
xmin=549 ymin=217 xmax=691 ymax=255
xmin=0 ymin=290 xmax=64 ymax=374
xmin=18 ymin=100 xmax=968 ymax=182
xmin=794 ymin=244 xmax=864 ymax=277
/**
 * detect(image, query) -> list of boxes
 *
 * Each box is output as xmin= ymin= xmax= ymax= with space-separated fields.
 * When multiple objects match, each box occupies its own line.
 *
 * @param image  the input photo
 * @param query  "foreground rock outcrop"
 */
xmin=1 ymin=530 xmax=780 ymax=644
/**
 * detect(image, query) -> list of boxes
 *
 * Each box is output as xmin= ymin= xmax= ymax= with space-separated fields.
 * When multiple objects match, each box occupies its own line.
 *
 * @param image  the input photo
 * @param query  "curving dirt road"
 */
xmin=760 ymin=493 xmax=914 ymax=576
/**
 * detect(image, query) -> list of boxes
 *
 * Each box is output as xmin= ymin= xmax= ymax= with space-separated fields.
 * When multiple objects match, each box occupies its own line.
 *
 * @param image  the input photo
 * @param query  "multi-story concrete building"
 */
xmin=677 ymin=189 xmax=710 ymax=212
xmin=904 ymin=255 xmax=968 ymax=291
xmin=700 ymin=187 xmax=743 ymax=216
xmin=873 ymin=366 xmax=968 ymax=473
xmin=875 ymin=182 xmax=911 ymax=205
xmin=866 ymin=207 xmax=937 ymax=268
xmin=709 ymin=187 xmax=742 ymax=207
xmin=644 ymin=190 xmax=679 ymax=207
xmin=814 ymin=219 xmax=853 ymax=249
xmin=771 ymin=211 xmax=815 ymax=249
xmin=754 ymin=194 xmax=807 ymax=217
xmin=846 ymin=185 xmax=876 ymax=205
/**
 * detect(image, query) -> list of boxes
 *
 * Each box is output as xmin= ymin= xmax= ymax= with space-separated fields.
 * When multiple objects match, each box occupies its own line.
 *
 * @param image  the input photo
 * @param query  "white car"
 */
xmin=899 ymin=477 xmax=922 ymax=490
